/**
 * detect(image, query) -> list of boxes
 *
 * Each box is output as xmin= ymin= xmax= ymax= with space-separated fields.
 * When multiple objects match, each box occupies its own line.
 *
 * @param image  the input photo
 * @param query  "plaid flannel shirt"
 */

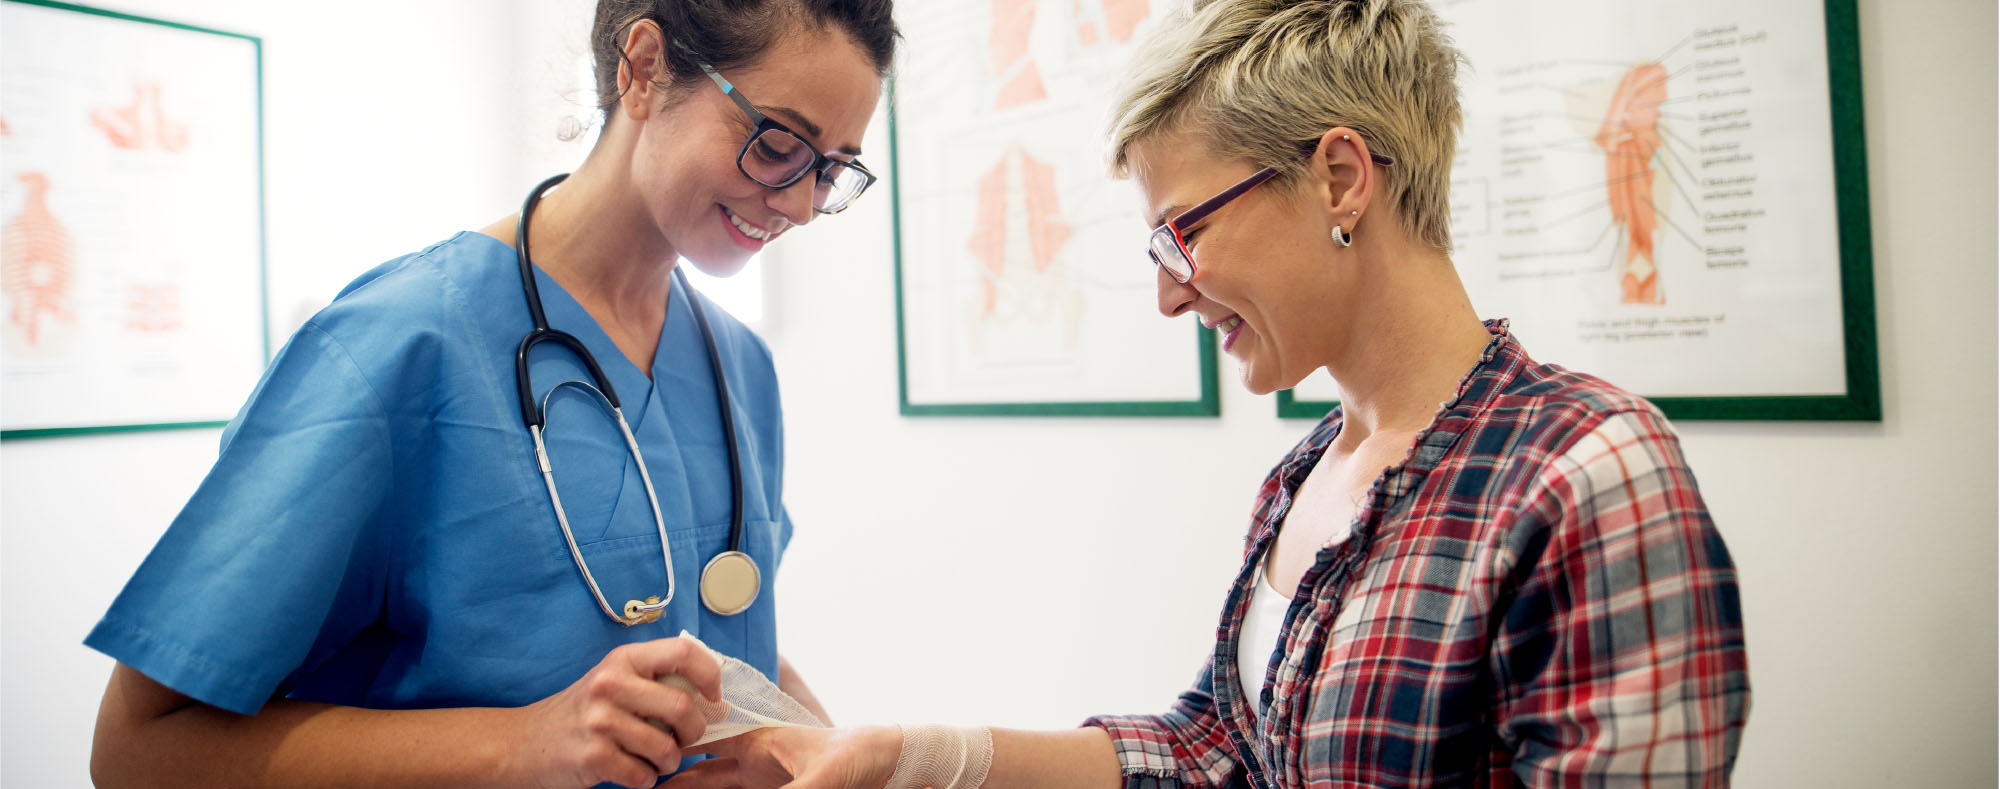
xmin=1085 ymin=320 xmax=1749 ymax=787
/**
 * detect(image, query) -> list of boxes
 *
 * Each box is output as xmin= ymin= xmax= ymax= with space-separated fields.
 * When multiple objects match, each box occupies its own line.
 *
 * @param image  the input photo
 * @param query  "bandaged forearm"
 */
xmin=885 ymin=724 xmax=993 ymax=789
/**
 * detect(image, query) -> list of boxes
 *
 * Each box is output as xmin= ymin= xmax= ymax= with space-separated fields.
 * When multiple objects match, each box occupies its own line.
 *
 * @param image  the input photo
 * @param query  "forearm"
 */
xmin=93 ymin=665 xmax=524 ymax=788
xmin=980 ymin=727 xmax=1123 ymax=789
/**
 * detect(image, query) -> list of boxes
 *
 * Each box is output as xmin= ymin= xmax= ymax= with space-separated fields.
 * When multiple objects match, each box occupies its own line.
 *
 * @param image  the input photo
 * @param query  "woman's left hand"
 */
xmin=662 ymin=725 xmax=902 ymax=789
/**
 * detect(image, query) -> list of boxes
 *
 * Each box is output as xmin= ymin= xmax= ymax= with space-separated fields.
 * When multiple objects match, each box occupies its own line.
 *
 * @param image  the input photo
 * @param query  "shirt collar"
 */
xmin=1275 ymin=318 xmax=1520 ymax=506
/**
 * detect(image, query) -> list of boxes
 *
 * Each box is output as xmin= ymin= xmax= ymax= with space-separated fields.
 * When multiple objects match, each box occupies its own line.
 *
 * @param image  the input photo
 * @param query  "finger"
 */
xmin=607 ymin=672 xmax=710 ymax=749
xmin=583 ymin=739 xmax=670 ymax=789
xmin=623 ymin=637 xmax=725 ymax=703
xmin=602 ymin=710 xmax=684 ymax=779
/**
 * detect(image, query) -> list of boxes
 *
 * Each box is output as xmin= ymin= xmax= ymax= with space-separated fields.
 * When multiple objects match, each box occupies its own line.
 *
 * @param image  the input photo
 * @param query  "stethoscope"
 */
xmin=514 ymin=172 xmax=760 ymax=625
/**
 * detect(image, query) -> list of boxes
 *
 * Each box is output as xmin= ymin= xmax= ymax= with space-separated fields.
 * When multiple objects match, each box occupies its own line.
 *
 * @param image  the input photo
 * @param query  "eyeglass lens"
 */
xmin=740 ymin=128 xmax=868 ymax=212
xmin=1149 ymin=227 xmax=1193 ymax=282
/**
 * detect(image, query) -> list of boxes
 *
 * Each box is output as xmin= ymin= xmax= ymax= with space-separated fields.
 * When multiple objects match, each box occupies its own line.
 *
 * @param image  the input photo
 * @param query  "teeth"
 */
xmin=726 ymin=209 xmax=773 ymax=241
xmin=1218 ymin=316 xmax=1243 ymax=332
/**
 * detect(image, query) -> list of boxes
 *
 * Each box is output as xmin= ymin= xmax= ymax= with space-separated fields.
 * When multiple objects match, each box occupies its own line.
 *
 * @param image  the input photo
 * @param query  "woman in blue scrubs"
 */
xmin=84 ymin=2 xmax=896 ymax=786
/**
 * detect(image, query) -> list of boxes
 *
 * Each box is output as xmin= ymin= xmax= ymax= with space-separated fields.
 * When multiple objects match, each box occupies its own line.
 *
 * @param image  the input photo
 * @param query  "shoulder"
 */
xmin=1484 ymin=353 xmax=1676 ymax=463
xmin=686 ymin=285 xmax=775 ymax=374
xmin=283 ymin=232 xmax=515 ymax=396
xmin=682 ymin=282 xmax=780 ymax=415
xmin=311 ymin=232 xmax=509 ymax=335
xmin=1487 ymin=358 xmax=1702 ymax=521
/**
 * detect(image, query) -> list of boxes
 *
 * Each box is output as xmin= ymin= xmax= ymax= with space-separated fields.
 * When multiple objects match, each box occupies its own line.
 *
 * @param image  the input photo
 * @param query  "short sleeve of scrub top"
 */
xmin=85 ymin=232 xmax=796 ymax=727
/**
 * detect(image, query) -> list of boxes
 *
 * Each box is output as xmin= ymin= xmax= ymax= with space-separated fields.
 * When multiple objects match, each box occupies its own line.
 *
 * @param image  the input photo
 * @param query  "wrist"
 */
xmin=485 ymin=704 xmax=541 ymax=788
xmin=856 ymin=724 xmax=905 ymax=786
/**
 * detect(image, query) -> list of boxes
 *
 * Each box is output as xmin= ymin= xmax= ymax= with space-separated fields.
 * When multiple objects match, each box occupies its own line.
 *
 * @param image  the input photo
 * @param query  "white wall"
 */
xmin=761 ymin=1 xmax=1999 ymax=787
xmin=0 ymin=1 xmax=594 ymax=785
xmin=1 ymin=0 xmax=1992 ymax=787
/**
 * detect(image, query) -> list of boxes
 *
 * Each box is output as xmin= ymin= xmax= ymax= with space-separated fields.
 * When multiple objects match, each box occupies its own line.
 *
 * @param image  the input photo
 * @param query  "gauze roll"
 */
xmin=656 ymin=631 xmax=827 ymax=746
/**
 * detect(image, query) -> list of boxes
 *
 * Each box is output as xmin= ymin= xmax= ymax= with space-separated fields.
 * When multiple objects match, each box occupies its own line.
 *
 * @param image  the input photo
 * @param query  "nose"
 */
xmin=766 ymin=174 xmax=817 ymax=228
xmin=1156 ymin=264 xmax=1197 ymax=319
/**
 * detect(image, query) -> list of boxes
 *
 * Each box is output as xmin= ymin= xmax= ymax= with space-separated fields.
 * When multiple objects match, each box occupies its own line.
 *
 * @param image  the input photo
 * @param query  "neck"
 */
xmin=1322 ymin=242 xmax=1493 ymax=442
xmin=521 ymin=134 xmax=677 ymax=323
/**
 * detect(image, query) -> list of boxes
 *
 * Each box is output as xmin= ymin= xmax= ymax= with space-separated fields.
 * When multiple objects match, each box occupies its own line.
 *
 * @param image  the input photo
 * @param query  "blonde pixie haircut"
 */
xmin=1108 ymin=0 xmax=1465 ymax=251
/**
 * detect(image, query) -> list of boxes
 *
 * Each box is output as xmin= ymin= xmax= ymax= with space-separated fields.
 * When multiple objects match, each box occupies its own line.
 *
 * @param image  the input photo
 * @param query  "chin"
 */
xmin=684 ymin=248 xmax=754 ymax=278
xmin=1238 ymin=359 xmax=1309 ymax=397
xmin=1237 ymin=364 xmax=1281 ymax=396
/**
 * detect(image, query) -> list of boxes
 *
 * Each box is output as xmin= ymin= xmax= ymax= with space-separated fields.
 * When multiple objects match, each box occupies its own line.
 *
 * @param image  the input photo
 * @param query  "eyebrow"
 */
xmin=1151 ymin=205 xmax=1189 ymax=228
xmin=762 ymin=104 xmax=864 ymax=156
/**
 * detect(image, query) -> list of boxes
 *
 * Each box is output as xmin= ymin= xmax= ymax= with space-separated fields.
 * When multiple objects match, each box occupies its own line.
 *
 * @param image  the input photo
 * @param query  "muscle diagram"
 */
xmin=1594 ymin=63 xmax=1668 ymax=305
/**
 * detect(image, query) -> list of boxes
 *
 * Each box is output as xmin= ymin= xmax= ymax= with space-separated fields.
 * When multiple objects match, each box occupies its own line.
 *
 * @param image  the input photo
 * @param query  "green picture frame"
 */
xmin=0 ymin=0 xmax=269 ymax=440
xmin=887 ymin=73 xmax=1220 ymax=418
xmin=1281 ymin=0 xmax=1878 ymax=422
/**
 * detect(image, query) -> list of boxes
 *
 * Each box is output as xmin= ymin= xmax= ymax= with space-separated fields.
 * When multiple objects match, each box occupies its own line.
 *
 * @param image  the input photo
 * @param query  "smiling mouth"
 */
xmin=1204 ymin=314 xmax=1243 ymax=333
xmin=723 ymin=206 xmax=778 ymax=241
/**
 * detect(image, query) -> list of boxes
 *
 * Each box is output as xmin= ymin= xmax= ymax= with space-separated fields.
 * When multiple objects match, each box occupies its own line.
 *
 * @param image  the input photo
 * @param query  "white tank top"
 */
xmin=1237 ymin=567 xmax=1293 ymax=721
xmin=1239 ymin=523 xmax=1353 ymax=722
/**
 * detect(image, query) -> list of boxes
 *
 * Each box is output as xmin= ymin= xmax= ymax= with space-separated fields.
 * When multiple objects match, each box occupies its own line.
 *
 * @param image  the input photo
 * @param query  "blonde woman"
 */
xmin=673 ymin=1 xmax=1748 ymax=786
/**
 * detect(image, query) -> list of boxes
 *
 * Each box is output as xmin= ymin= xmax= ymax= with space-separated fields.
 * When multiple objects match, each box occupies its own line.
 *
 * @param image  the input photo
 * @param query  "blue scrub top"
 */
xmin=86 ymin=232 xmax=794 ymax=725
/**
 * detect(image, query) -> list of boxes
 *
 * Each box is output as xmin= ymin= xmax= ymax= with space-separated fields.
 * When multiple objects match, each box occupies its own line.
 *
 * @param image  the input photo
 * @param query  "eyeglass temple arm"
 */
xmin=672 ymin=39 xmax=769 ymax=126
xmin=1167 ymin=150 xmax=1394 ymax=230
xmin=1169 ymin=167 xmax=1282 ymax=230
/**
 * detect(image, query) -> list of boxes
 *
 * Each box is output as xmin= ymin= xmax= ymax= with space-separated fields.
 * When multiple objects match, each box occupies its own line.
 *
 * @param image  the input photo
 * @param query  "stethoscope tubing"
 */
xmin=514 ymin=173 xmax=749 ymax=621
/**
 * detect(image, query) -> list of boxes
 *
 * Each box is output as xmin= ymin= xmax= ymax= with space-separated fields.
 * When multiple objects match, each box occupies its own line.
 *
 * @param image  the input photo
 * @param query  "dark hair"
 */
xmin=590 ymin=0 xmax=898 ymax=125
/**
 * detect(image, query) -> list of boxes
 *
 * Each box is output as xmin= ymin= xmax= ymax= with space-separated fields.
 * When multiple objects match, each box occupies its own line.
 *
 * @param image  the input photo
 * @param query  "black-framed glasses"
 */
xmin=678 ymin=41 xmax=877 ymax=214
xmin=1148 ymin=149 xmax=1396 ymax=283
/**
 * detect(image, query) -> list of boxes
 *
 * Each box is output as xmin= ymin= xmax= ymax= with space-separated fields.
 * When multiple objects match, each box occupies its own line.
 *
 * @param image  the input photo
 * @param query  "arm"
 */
xmin=1494 ymin=409 xmax=1750 ymax=786
xmin=93 ymin=663 xmax=519 ymax=788
xmin=670 ymin=724 xmax=1122 ymax=789
xmin=672 ymin=662 xmax=1234 ymax=789
xmin=778 ymin=654 xmax=834 ymax=726
xmin=93 ymin=638 xmax=727 ymax=789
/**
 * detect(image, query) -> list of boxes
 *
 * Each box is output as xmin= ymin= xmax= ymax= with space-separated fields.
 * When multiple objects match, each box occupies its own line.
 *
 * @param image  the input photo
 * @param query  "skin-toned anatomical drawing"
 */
xmin=963 ymin=147 xmax=1084 ymax=355
xmin=3 ymin=173 xmax=76 ymax=347
xmin=1074 ymin=0 xmax=1149 ymax=46
xmin=969 ymin=148 xmax=1072 ymax=320
xmin=1594 ymin=63 xmax=1668 ymax=305
xmin=990 ymin=0 xmax=1048 ymax=109
xmin=91 ymin=81 xmax=189 ymax=153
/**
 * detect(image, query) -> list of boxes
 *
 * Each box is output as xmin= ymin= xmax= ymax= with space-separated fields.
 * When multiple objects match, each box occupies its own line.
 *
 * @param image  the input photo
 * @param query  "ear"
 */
xmin=617 ymin=19 xmax=668 ymax=123
xmin=1309 ymin=126 xmax=1377 ymax=230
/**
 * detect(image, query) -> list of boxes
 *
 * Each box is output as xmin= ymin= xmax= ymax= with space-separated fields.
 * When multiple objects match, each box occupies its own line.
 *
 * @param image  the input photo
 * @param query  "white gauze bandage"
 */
xmin=656 ymin=631 xmax=827 ymax=746
xmin=885 ymin=724 xmax=994 ymax=789
xmin=656 ymin=633 xmax=992 ymax=788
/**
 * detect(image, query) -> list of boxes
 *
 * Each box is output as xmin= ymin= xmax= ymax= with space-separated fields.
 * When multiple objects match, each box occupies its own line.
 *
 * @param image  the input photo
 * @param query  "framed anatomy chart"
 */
xmin=1 ymin=0 xmax=268 ymax=438
xmin=1281 ymin=0 xmax=1878 ymax=421
xmin=891 ymin=0 xmax=1218 ymax=417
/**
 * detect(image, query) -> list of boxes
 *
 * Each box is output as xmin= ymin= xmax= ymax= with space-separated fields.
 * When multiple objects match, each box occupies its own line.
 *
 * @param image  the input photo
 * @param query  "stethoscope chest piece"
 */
xmin=700 ymin=551 xmax=762 ymax=616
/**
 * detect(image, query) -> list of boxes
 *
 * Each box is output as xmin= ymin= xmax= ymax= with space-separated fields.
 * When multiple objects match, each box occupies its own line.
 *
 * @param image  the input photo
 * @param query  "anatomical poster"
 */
xmin=1 ymin=1 xmax=267 ymax=437
xmin=892 ymin=0 xmax=1218 ymax=416
xmin=1282 ymin=0 xmax=1877 ymax=420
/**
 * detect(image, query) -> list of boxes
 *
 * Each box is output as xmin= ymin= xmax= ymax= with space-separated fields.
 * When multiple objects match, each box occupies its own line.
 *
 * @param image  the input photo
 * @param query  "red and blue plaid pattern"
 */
xmin=1086 ymin=321 xmax=1749 ymax=787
